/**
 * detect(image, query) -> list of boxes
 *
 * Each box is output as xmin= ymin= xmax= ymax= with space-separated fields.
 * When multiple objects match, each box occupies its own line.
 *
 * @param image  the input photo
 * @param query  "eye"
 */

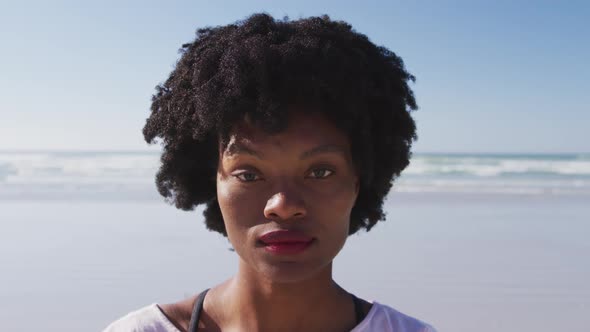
xmin=308 ymin=168 xmax=334 ymax=179
xmin=234 ymin=171 xmax=260 ymax=182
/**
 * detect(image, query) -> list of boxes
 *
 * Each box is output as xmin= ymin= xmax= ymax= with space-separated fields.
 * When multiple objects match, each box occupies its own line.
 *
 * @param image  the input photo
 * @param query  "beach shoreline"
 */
xmin=1 ymin=193 xmax=588 ymax=331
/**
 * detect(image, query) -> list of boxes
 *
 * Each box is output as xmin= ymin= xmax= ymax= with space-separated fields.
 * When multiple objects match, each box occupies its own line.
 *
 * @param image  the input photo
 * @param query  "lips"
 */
xmin=258 ymin=230 xmax=314 ymax=255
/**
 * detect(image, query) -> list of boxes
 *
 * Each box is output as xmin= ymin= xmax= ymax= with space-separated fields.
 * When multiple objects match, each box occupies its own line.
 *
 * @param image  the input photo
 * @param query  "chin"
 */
xmin=256 ymin=259 xmax=332 ymax=284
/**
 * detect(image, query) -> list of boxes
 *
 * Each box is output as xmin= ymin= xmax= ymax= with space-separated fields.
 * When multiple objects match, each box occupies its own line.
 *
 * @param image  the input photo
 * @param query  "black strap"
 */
xmin=187 ymin=289 xmax=366 ymax=331
xmin=188 ymin=288 xmax=209 ymax=332
xmin=351 ymin=293 xmax=367 ymax=325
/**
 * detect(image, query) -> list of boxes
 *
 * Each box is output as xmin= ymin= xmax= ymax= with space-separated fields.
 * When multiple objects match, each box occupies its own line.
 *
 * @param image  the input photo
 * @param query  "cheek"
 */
xmin=310 ymin=182 xmax=357 ymax=236
xmin=216 ymin=178 xmax=264 ymax=244
xmin=309 ymin=180 xmax=358 ymax=214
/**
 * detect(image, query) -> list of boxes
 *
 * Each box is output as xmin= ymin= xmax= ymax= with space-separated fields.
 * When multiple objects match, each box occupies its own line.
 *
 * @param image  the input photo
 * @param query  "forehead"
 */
xmin=222 ymin=111 xmax=350 ymax=153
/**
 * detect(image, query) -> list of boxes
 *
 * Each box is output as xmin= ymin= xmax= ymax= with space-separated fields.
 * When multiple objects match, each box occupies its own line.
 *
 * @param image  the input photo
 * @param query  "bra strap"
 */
xmin=188 ymin=289 xmax=210 ymax=332
xmin=188 ymin=289 xmax=365 ymax=330
xmin=351 ymin=293 xmax=367 ymax=325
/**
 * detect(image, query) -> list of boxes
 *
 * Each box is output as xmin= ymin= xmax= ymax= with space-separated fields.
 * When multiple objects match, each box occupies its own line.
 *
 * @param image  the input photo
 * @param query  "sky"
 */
xmin=1 ymin=0 xmax=588 ymax=153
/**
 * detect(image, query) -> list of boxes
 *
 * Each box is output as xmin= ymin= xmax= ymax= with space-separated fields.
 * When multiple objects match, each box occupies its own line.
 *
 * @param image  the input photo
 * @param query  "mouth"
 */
xmin=258 ymin=229 xmax=315 ymax=255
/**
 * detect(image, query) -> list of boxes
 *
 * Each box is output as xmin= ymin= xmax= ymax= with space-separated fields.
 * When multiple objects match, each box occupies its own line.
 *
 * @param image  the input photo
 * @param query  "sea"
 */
xmin=1 ymin=151 xmax=589 ymax=200
xmin=1 ymin=151 xmax=589 ymax=331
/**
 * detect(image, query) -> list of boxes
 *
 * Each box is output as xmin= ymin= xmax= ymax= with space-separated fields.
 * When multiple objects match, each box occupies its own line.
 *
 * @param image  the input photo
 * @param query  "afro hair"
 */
xmin=143 ymin=13 xmax=418 ymax=236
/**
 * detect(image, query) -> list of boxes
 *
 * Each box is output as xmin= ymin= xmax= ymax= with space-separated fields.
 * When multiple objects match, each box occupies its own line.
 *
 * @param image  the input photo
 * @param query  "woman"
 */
xmin=104 ymin=13 xmax=435 ymax=332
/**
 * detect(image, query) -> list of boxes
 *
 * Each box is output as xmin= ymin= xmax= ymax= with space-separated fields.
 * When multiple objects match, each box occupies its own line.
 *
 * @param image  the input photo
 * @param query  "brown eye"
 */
xmin=309 ymin=168 xmax=334 ymax=179
xmin=235 ymin=172 xmax=260 ymax=182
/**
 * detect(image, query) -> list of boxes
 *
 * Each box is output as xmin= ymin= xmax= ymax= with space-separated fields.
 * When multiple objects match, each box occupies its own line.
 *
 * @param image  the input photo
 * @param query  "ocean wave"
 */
xmin=394 ymin=178 xmax=590 ymax=195
xmin=0 ymin=152 xmax=159 ymax=184
xmin=1 ymin=151 xmax=589 ymax=199
xmin=406 ymin=154 xmax=590 ymax=177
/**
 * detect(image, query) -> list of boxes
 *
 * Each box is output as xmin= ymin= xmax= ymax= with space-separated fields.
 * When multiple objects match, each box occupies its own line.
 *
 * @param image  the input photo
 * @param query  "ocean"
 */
xmin=1 ymin=151 xmax=589 ymax=199
xmin=1 ymin=151 xmax=589 ymax=331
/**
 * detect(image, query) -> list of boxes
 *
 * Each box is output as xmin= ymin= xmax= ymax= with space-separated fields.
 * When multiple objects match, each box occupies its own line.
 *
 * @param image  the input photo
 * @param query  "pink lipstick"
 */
xmin=258 ymin=230 xmax=314 ymax=255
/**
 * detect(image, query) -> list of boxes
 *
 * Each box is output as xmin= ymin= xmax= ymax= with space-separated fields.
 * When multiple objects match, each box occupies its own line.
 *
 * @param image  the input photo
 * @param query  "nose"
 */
xmin=263 ymin=186 xmax=307 ymax=222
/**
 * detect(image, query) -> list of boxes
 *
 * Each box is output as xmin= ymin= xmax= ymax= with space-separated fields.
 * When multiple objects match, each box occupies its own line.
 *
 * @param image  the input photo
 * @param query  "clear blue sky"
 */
xmin=1 ymin=0 xmax=588 ymax=153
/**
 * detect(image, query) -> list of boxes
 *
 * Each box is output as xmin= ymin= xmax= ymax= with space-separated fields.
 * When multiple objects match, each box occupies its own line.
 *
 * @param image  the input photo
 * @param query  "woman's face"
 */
xmin=216 ymin=110 xmax=359 ymax=283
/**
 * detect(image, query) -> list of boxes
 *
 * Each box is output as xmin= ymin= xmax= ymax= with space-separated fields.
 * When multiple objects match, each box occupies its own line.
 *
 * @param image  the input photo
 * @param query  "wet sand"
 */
xmin=0 ymin=192 xmax=588 ymax=331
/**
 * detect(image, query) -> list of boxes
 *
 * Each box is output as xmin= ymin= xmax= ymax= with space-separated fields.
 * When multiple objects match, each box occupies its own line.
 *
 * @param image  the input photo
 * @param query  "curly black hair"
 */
xmin=143 ymin=13 xmax=417 ymax=236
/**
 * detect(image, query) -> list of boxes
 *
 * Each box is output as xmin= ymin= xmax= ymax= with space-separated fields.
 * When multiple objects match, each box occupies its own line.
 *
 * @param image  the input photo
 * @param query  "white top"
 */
xmin=103 ymin=301 xmax=436 ymax=332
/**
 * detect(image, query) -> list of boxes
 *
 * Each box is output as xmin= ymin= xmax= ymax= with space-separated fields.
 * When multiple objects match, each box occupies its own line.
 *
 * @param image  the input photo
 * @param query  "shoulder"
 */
xmin=352 ymin=302 xmax=437 ymax=332
xmin=102 ymin=303 xmax=181 ymax=332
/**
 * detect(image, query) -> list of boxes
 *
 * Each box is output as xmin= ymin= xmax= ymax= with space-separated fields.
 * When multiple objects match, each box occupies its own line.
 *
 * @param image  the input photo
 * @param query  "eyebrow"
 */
xmin=225 ymin=142 xmax=264 ymax=159
xmin=300 ymin=144 xmax=349 ymax=159
xmin=224 ymin=142 xmax=348 ymax=160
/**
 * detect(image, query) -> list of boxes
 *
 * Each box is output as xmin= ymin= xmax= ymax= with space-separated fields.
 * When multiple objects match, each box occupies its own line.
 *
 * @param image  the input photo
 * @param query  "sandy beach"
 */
xmin=1 ymin=192 xmax=588 ymax=331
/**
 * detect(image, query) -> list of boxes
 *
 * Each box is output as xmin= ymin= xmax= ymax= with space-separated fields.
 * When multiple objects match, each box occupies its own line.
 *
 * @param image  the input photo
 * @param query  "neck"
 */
xmin=217 ymin=259 xmax=354 ymax=331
